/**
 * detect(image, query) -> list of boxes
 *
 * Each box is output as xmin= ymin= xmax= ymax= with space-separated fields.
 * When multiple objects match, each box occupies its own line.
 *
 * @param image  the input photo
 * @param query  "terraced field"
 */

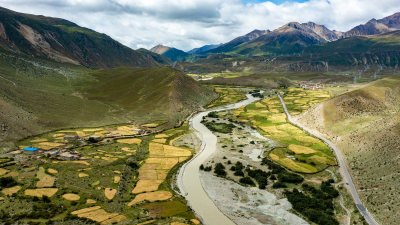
xmin=232 ymin=94 xmax=336 ymax=173
xmin=0 ymin=122 xmax=199 ymax=224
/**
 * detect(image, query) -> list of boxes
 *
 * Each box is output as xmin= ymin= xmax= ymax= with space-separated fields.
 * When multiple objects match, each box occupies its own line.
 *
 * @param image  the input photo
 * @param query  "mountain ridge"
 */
xmin=0 ymin=6 xmax=164 ymax=68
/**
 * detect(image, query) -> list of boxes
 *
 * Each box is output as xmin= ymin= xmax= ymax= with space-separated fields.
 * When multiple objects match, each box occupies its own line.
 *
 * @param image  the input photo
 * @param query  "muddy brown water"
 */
xmin=177 ymin=94 xmax=259 ymax=225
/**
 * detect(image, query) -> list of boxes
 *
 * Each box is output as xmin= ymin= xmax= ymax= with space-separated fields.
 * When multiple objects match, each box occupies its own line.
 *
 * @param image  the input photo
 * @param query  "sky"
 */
xmin=1 ymin=0 xmax=400 ymax=51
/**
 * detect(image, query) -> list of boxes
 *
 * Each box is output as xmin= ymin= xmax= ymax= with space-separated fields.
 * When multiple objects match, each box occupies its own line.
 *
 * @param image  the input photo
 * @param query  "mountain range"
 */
xmin=154 ymin=12 xmax=400 ymax=61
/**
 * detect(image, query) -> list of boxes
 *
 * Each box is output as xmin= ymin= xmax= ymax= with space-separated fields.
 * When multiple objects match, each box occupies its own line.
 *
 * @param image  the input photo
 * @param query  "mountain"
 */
xmin=304 ymin=30 xmax=400 ymax=67
xmin=0 ymin=6 xmax=162 ymax=68
xmin=206 ymin=29 xmax=270 ymax=54
xmin=0 ymin=50 xmax=216 ymax=146
xmin=345 ymin=12 xmax=400 ymax=37
xmin=227 ymin=22 xmax=328 ymax=55
xmin=187 ymin=44 xmax=222 ymax=54
xmin=150 ymin=44 xmax=190 ymax=62
xmin=137 ymin=48 xmax=172 ymax=65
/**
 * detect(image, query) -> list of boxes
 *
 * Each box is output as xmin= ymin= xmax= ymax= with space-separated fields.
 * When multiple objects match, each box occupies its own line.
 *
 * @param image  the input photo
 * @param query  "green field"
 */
xmin=205 ymin=86 xmax=247 ymax=108
xmin=283 ymin=88 xmax=332 ymax=115
xmin=232 ymin=96 xmax=336 ymax=173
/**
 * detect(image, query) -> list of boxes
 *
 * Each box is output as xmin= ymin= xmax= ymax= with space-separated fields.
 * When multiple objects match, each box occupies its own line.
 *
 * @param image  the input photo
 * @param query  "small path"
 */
xmin=277 ymin=93 xmax=378 ymax=225
xmin=0 ymin=74 xmax=16 ymax=86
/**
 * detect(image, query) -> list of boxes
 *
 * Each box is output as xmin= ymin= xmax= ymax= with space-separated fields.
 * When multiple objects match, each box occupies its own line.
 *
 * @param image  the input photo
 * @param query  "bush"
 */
xmin=284 ymin=182 xmax=340 ymax=225
xmin=207 ymin=112 xmax=219 ymax=118
xmin=214 ymin=163 xmax=226 ymax=177
xmin=239 ymin=177 xmax=255 ymax=186
xmin=0 ymin=177 xmax=17 ymax=188
xmin=199 ymin=164 xmax=204 ymax=170
xmin=272 ymin=182 xmax=287 ymax=189
xmin=247 ymin=168 xmax=270 ymax=189
xmin=278 ymin=171 xmax=304 ymax=184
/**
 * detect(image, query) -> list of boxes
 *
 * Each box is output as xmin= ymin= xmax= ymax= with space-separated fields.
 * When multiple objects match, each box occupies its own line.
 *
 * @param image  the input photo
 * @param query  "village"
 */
xmin=4 ymin=124 xmax=152 ymax=165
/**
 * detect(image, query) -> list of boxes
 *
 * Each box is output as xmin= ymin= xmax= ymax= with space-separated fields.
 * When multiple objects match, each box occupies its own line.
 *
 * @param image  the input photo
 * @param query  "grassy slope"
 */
xmin=0 ymin=52 xmax=215 ymax=148
xmin=296 ymin=76 xmax=400 ymax=225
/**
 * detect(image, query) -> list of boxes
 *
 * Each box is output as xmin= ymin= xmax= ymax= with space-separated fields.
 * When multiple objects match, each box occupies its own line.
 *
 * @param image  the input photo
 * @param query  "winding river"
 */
xmin=177 ymin=93 xmax=260 ymax=225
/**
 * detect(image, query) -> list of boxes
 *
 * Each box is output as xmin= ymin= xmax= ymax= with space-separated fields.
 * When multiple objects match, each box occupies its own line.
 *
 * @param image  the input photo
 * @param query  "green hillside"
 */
xmin=0 ymin=51 xmax=215 ymax=147
xmin=0 ymin=7 xmax=163 ymax=68
xmin=304 ymin=31 xmax=400 ymax=66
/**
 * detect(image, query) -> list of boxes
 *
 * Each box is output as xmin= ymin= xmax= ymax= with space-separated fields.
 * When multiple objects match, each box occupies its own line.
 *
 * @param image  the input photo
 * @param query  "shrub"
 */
xmin=272 ymin=182 xmax=287 ymax=189
xmin=239 ymin=177 xmax=255 ymax=186
xmin=0 ymin=177 xmax=17 ymax=188
xmin=214 ymin=163 xmax=226 ymax=177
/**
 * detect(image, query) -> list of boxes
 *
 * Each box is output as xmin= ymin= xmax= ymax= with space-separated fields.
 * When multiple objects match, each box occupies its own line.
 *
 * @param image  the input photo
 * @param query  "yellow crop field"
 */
xmin=1 ymin=186 xmax=21 ymax=195
xmin=117 ymin=138 xmax=142 ymax=145
xmin=149 ymin=143 xmax=164 ymax=156
xmin=37 ymin=142 xmax=64 ymax=150
xmin=268 ymin=114 xmax=287 ymax=123
xmin=100 ymin=215 xmax=127 ymax=225
xmin=113 ymin=176 xmax=120 ymax=184
xmin=31 ymin=138 xmax=48 ymax=143
xmin=127 ymin=191 xmax=172 ymax=206
xmin=0 ymin=168 xmax=9 ymax=176
xmin=86 ymin=199 xmax=97 ymax=204
xmin=25 ymin=188 xmax=58 ymax=197
xmin=155 ymin=134 xmax=169 ymax=138
xmin=53 ymin=160 xmax=90 ymax=166
xmin=152 ymin=138 xmax=167 ymax=144
xmin=37 ymin=175 xmax=55 ymax=187
xmin=288 ymin=144 xmax=316 ymax=154
xmin=78 ymin=173 xmax=89 ymax=178
xmin=83 ymin=128 xmax=104 ymax=132
xmin=62 ymin=193 xmax=80 ymax=201
xmin=132 ymin=180 xmax=164 ymax=194
xmin=105 ymin=188 xmax=117 ymax=200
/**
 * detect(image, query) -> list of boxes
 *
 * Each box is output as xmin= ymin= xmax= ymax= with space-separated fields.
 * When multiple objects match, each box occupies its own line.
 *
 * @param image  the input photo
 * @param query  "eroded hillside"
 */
xmin=295 ymin=76 xmax=400 ymax=225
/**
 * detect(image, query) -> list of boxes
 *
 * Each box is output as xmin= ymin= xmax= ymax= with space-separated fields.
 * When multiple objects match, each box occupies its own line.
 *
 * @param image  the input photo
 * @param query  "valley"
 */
xmin=1 ymin=4 xmax=400 ymax=225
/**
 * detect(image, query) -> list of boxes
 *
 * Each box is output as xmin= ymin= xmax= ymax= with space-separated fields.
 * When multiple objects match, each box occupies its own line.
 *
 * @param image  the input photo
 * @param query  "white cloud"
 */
xmin=1 ymin=0 xmax=400 ymax=51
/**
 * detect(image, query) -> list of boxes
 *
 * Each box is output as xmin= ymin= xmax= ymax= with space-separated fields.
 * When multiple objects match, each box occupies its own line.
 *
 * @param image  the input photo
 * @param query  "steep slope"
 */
xmin=0 ymin=51 xmax=215 ymax=147
xmin=0 ymin=6 xmax=161 ymax=68
xmin=137 ymin=48 xmax=172 ymax=65
xmin=230 ymin=22 xmax=326 ymax=55
xmin=187 ymin=44 xmax=222 ymax=54
xmin=150 ymin=44 xmax=190 ymax=62
xmin=206 ymin=29 xmax=270 ymax=54
xmin=304 ymin=30 xmax=400 ymax=67
xmin=345 ymin=12 xmax=400 ymax=37
xmin=296 ymin=76 xmax=400 ymax=225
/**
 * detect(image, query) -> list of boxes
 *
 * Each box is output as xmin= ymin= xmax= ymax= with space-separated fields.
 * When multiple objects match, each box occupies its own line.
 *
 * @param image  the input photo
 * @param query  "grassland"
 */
xmin=232 ymin=95 xmax=336 ymax=173
xmin=296 ymin=75 xmax=400 ymax=225
xmin=0 ymin=122 xmax=199 ymax=224
xmin=205 ymin=86 xmax=247 ymax=108
xmin=0 ymin=51 xmax=215 ymax=148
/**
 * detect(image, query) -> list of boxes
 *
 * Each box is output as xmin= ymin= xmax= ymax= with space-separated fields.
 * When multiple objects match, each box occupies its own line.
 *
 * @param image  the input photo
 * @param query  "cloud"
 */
xmin=1 ymin=0 xmax=400 ymax=51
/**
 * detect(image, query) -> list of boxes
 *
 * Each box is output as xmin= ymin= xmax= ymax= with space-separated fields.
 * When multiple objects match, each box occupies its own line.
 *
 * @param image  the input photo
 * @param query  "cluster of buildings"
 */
xmin=298 ymin=81 xmax=324 ymax=90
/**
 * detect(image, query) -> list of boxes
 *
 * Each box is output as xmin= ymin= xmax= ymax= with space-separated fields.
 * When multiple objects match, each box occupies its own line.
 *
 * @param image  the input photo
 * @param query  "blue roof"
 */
xmin=24 ymin=147 xmax=39 ymax=151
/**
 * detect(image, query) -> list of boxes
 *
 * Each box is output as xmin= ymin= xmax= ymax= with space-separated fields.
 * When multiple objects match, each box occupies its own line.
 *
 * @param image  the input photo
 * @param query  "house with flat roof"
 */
xmin=23 ymin=147 xmax=39 ymax=154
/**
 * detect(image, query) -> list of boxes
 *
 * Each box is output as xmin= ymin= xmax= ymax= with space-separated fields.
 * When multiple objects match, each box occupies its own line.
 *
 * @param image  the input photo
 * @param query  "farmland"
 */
xmin=205 ymin=86 xmax=248 ymax=108
xmin=0 ymin=122 xmax=199 ymax=224
xmin=232 ymin=95 xmax=336 ymax=173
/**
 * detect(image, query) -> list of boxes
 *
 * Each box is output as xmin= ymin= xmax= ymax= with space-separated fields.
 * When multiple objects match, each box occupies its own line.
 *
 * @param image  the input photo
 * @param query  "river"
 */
xmin=176 ymin=93 xmax=260 ymax=225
